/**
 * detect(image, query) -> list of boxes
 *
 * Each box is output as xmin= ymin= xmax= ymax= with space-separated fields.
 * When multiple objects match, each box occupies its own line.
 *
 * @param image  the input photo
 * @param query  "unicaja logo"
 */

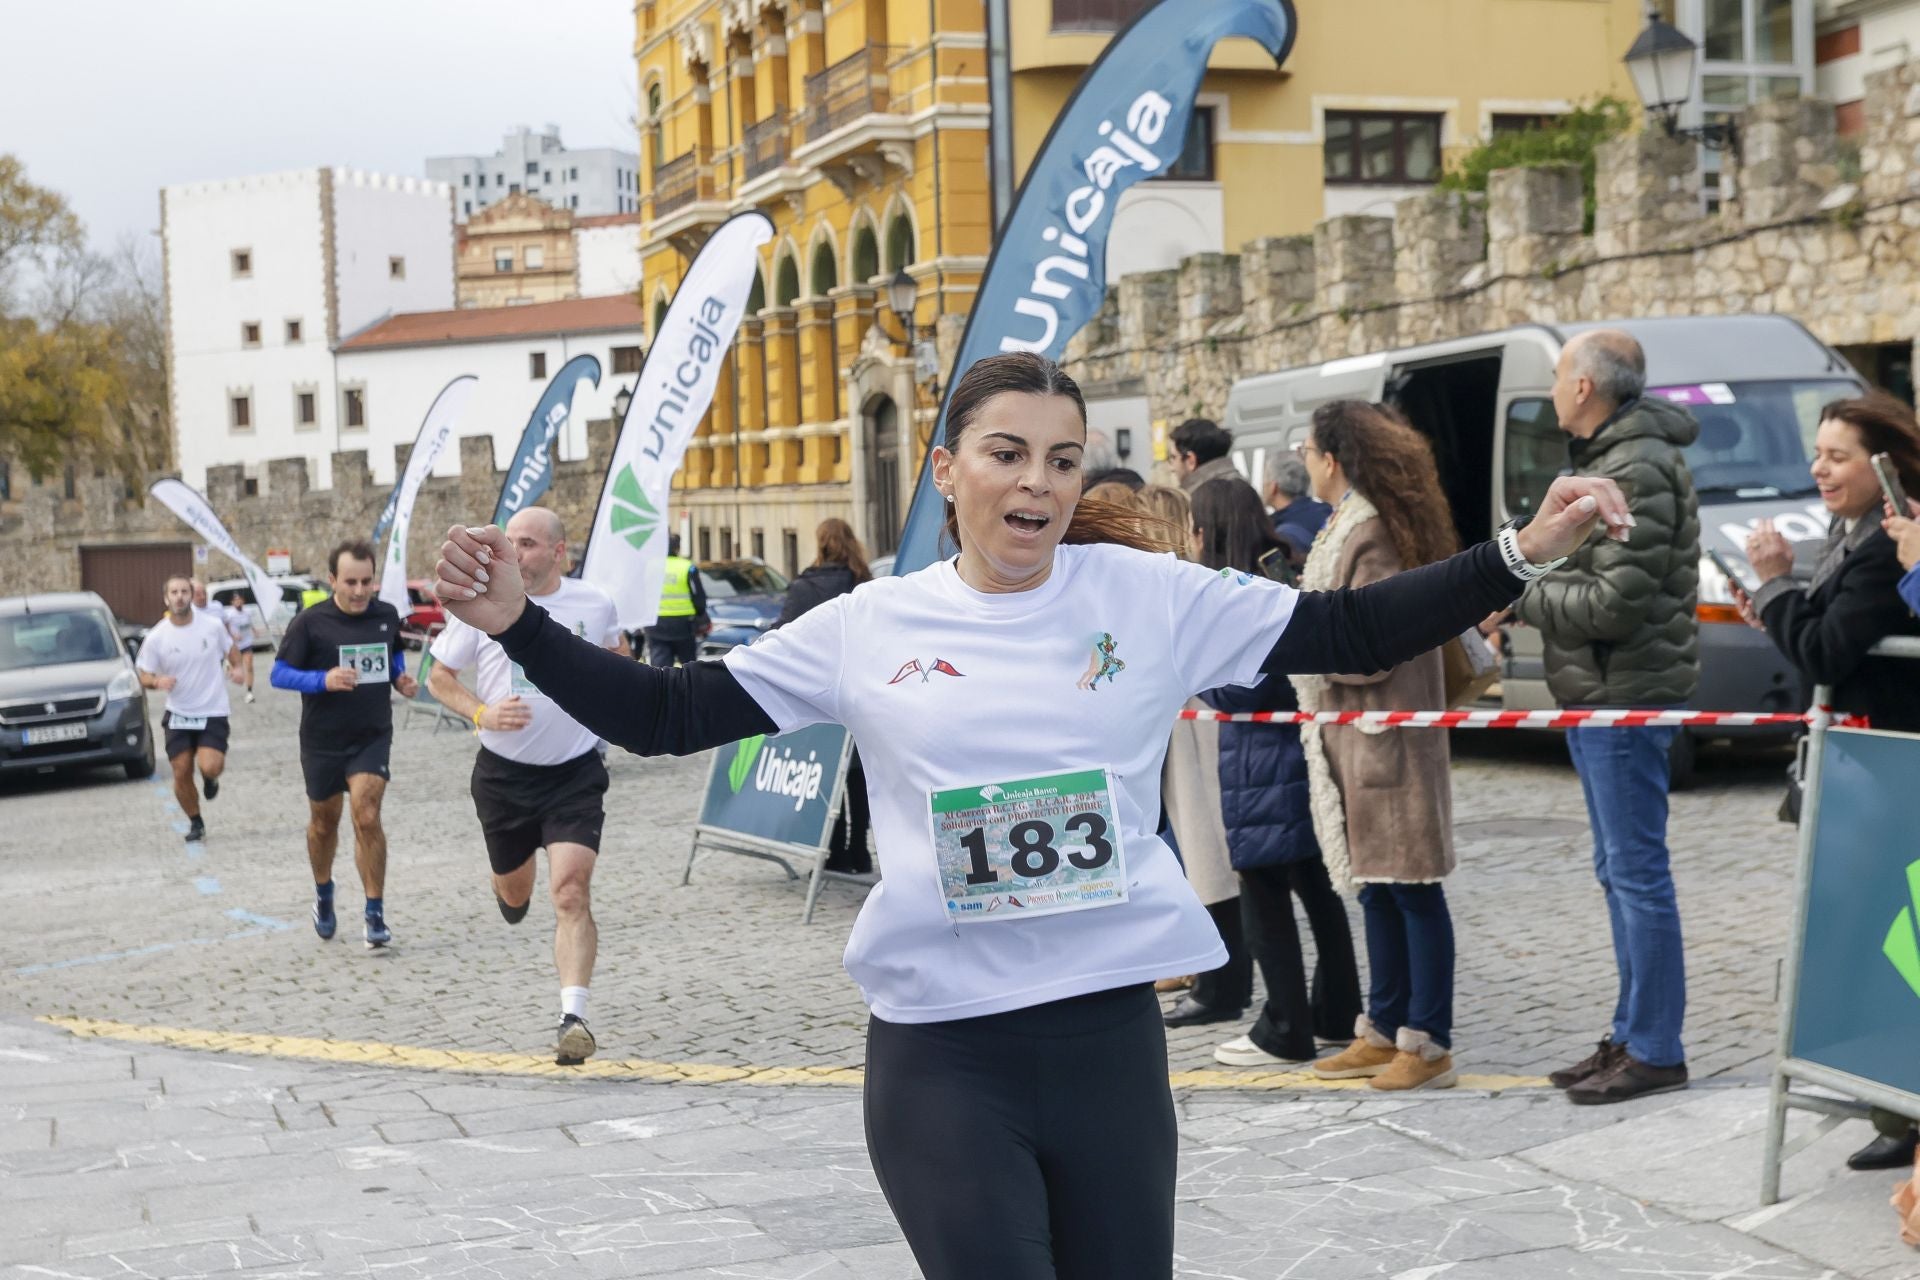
xmin=1886 ymin=859 xmax=1920 ymax=1001
xmin=609 ymin=465 xmax=659 ymax=550
xmin=728 ymin=735 xmax=766 ymax=794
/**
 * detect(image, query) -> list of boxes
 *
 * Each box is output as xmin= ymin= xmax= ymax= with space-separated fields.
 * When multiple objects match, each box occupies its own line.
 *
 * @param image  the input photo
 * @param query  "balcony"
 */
xmin=805 ymin=45 xmax=898 ymax=142
xmin=743 ymin=113 xmax=791 ymax=181
xmin=652 ymin=152 xmax=699 ymax=217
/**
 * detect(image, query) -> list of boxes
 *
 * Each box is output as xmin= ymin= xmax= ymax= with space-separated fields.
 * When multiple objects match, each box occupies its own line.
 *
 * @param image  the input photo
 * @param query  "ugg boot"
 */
xmin=1312 ymin=1015 xmax=1398 ymax=1080
xmin=1370 ymin=1027 xmax=1457 ymax=1091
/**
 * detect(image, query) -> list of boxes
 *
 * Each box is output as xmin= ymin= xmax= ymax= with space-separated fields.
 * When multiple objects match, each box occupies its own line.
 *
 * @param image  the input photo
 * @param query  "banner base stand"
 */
xmin=684 ymin=826 xmax=877 ymax=924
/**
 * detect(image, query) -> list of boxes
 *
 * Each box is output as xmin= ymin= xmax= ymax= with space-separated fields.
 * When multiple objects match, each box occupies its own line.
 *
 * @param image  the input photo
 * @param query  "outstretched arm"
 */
xmin=1267 ymin=475 xmax=1631 ymax=678
xmin=436 ymin=525 xmax=776 ymax=755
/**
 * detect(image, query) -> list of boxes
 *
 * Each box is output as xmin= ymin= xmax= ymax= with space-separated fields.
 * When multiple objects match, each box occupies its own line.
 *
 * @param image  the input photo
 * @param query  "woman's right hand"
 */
xmin=435 ymin=525 xmax=527 ymax=636
xmin=1886 ymin=497 xmax=1920 ymax=573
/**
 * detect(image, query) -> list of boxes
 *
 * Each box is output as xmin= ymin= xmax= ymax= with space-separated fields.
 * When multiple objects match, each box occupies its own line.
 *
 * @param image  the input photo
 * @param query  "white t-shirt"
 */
xmin=223 ymin=603 xmax=255 ymax=648
xmin=432 ymin=578 xmax=623 ymax=766
xmin=136 ymin=612 xmax=236 ymax=719
xmin=724 ymin=541 xmax=1300 ymax=1023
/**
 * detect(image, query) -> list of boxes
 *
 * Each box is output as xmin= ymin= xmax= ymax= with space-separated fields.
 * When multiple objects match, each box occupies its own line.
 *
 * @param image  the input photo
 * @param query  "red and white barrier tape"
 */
xmin=1175 ymin=708 xmax=1862 ymax=729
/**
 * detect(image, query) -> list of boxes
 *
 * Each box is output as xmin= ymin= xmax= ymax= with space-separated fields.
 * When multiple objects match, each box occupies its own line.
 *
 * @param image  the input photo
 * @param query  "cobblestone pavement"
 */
xmin=5 ymin=690 xmax=1915 ymax=1278
xmin=0 ymin=686 xmax=1804 ymax=1081
xmin=4 ymin=1015 xmax=1914 ymax=1278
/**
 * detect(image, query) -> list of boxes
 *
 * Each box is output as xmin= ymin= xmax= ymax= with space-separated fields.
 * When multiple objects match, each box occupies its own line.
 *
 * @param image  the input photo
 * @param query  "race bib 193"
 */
xmin=929 ymin=768 xmax=1128 ymax=924
xmin=340 ymin=643 xmax=389 ymax=684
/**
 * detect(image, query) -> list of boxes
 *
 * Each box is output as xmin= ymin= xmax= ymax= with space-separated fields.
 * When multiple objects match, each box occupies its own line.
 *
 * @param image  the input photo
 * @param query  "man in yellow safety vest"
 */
xmin=644 ymin=534 xmax=709 ymax=667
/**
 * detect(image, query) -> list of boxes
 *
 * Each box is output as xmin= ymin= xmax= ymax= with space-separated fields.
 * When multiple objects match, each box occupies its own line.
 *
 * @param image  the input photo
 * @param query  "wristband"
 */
xmin=1497 ymin=525 xmax=1565 ymax=581
xmin=473 ymin=704 xmax=487 ymax=729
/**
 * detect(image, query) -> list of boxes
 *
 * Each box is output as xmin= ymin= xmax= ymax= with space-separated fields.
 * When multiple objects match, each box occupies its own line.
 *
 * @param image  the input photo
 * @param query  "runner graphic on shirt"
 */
xmin=1077 ymin=632 xmax=1125 ymax=690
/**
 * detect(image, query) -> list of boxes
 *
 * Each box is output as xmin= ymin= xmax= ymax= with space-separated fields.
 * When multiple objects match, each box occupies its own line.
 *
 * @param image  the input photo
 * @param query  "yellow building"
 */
xmin=456 ymin=194 xmax=580 ymax=309
xmin=1011 ymin=0 xmax=1650 ymax=275
xmin=634 ymin=0 xmax=989 ymax=566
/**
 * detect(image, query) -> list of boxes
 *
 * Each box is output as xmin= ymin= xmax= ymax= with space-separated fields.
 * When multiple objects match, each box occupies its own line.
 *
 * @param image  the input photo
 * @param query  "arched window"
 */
xmin=851 ymin=223 xmax=879 ymax=283
xmin=774 ymin=254 xmax=801 ymax=306
xmin=746 ymin=266 xmax=765 ymax=315
xmin=809 ymin=239 xmax=838 ymax=296
xmin=652 ymin=295 xmax=669 ymax=337
xmin=885 ymin=211 xmax=915 ymax=273
xmin=646 ymin=83 xmax=664 ymax=170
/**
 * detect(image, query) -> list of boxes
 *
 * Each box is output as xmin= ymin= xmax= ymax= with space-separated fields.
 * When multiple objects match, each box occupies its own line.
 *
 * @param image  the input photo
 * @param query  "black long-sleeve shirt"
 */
xmin=494 ymin=541 xmax=1522 ymax=757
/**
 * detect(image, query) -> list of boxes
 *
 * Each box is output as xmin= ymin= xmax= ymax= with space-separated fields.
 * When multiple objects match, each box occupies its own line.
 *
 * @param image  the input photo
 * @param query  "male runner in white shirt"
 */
xmin=429 ymin=508 xmax=627 ymax=1064
xmin=136 ymin=574 xmax=240 ymax=842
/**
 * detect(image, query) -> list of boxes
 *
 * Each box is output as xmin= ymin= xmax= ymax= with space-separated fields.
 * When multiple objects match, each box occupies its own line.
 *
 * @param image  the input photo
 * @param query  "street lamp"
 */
xmin=1623 ymin=9 xmax=1737 ymax=151
xmin=612 ymin=382 xmax=634 ymax=421
xmin=885 ymin=267 xmax=941 ymax=408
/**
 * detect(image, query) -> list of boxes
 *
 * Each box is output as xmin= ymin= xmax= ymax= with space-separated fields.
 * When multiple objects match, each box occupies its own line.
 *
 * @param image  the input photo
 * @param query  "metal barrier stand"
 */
xmin=1761 ymin=635 xmax=1920 ymax=1205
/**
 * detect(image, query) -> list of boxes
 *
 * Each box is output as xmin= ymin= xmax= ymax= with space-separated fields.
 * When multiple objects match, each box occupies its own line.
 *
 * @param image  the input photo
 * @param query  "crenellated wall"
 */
xmin=1065 ymin=62 xmax=1920 ymax=426
xmin=0 ymin=421 xmax=615 ymax=603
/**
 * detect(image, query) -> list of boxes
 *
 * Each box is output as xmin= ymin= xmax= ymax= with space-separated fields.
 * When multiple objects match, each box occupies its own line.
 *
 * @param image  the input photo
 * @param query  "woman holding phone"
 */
xmin=432 ymin=352 xmax=1628 ymax=1279
xmin=1740 ymin=392 xmax=1920 ymax=1175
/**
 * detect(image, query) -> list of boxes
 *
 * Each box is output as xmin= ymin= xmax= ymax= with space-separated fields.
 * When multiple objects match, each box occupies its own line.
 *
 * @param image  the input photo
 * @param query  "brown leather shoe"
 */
xmin=1549 ymin=1036 xmax=1627 ymax=1090
xmin=1567 ymin=1054 xmax=1688 ymax=1105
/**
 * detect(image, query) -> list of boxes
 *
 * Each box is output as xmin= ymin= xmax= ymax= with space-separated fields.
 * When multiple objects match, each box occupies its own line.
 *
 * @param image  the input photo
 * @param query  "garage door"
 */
xmin=79 ymin=543 xmax=193 ymax=622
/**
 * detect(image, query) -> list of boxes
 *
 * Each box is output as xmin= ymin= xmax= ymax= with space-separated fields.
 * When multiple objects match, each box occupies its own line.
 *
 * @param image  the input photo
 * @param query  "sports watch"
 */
xmin=1496 ymin=517 xmax=1566 ymax=582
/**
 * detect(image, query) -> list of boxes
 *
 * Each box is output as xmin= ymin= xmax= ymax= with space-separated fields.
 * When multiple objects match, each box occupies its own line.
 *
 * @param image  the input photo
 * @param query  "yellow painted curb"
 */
xmin=41 ymin=1015 xmax=1549 ymax=1093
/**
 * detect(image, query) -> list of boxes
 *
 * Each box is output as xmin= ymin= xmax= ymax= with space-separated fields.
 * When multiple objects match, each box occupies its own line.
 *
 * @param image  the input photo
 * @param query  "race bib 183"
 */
xmin=929 ymin=768 xmax=1128 ymax=923
xmin=339 ymin=643 xmax=389 ymax=684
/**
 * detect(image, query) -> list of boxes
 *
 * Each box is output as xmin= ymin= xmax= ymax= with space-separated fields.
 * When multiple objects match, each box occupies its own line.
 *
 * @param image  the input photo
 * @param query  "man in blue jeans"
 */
xmin=1510 ymin=329 xmax=1701 ymax=1105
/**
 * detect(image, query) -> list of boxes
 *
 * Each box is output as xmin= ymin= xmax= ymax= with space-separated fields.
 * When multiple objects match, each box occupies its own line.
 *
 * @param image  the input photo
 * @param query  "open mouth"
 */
xmin=1004 ymin=511 xmax=1052 ymax=535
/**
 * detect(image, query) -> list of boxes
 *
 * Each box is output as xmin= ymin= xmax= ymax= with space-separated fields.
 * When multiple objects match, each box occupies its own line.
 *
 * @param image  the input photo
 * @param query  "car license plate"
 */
xmin=23 ymin=722 xmax=87 ymax=746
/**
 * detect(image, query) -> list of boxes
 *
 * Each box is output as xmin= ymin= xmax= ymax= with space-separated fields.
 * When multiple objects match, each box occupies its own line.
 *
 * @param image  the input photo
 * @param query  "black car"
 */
xmin=0 ymin=592 xmax=154 ymax=780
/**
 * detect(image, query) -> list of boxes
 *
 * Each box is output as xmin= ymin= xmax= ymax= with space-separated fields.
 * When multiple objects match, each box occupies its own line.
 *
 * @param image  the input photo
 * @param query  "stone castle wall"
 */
xmin=0 ymin=423 xmax=616 ymax=602
xmin=1062 ymin=62 xmax=1920 ymax=424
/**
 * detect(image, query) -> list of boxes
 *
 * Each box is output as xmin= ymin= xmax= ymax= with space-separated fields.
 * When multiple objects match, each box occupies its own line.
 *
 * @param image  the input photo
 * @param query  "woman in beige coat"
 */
xmin=1296 ymin=401 xmax=1463 ymax=1092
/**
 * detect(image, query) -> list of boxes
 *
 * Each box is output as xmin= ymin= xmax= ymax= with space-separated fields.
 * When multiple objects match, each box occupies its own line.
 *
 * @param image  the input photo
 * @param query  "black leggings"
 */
xmin=863 ymin=984 xmax=1177 ymax=1279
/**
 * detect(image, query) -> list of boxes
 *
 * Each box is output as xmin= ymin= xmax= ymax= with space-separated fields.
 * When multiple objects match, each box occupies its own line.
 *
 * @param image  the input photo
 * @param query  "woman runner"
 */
xmin=434 ymin=352 xmax=1629 ymax=1280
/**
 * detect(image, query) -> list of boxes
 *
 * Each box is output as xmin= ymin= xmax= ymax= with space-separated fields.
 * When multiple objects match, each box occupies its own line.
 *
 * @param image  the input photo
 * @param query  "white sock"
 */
xmin=561 ymin=987 xmax=589 ymax=1021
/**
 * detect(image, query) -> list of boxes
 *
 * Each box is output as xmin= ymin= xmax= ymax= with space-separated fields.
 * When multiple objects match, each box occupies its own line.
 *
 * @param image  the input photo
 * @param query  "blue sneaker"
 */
xmin=364 ymin=910 xmax=391 ymax=949
xmin=312 ymin=898 xmax=336 ymax=940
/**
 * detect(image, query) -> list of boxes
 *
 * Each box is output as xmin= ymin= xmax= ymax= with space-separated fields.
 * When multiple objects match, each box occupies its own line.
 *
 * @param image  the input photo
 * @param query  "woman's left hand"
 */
xmin=1513 ymin=476 xmax=1633 ymax=564
xmin=1745 ymin=521 xmax=1795 ymax=582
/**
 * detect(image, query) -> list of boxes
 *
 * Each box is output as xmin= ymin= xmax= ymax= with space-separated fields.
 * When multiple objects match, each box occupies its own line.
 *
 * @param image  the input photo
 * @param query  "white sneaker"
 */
xmin=1214 ymin=1035 xmax=1312 ymax=1068
xmin=245 ymin=692 xmax=256 ymax=704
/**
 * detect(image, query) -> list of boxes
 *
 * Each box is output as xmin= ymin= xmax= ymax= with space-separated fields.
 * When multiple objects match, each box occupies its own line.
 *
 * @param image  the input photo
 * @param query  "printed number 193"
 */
xmin=960 ymin=813 xmax=1114 ymax=886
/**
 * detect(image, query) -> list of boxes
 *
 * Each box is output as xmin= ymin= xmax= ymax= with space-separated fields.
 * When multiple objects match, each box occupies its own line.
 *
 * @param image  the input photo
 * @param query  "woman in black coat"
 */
xmin=776 ymin=518 xmax=874 ymax=872
xmin=1188 ymin=479 xmax=1362 ymax=1068
xmin=1740 ymin=393 xmax=1920 ymax=1173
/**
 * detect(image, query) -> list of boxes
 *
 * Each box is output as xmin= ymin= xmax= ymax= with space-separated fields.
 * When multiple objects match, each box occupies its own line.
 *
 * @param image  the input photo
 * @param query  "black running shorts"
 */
xmin=301 ymin=732 xmax=392 ymax=802
xmin=469 ymin=746 xmax=608 ymax=875
xmin=163 ymin=712 xmax=230 ymax=760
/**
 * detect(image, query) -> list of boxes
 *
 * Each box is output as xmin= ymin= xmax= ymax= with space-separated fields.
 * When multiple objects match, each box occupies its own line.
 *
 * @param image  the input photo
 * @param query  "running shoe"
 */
xmin=202 ymin=774 xmax=219 ymax=801
xmin=497 ymin=895 xmax=530 ymax=925
xmin=312 ymin=898 xmax=336 ymax=941
xmin=364 ymin=910 xmax=392 ymax=949
xmin=185 ymin=815 xmax=206 ymax=843
xmin=245 ymin=692 xmax=256 ymax=704
xmin=556 ymin=1014 xmax=597 ymax=1066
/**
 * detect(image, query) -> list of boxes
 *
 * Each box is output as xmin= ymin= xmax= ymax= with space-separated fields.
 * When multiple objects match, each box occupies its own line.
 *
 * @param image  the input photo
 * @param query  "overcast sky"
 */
xmin=1 ymin=1 xmax=639 ymax=253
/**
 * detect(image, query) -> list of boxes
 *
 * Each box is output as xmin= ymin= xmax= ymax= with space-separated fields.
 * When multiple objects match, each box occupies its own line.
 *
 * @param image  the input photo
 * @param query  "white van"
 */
xmin=1222 ymin=315 xmax=1865 ymax=753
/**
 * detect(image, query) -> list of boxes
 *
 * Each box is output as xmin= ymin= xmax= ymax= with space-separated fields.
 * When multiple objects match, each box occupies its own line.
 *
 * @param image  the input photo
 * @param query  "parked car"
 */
xmin=401 ymin=580 xmax=445 ymax=647
xmin=207 ymin=574 xmax=320 ymax=646
xmin=693 ymin=559 xmax=789 ymax=657
xmin=0 ymin=592 xmax=154 ymax=780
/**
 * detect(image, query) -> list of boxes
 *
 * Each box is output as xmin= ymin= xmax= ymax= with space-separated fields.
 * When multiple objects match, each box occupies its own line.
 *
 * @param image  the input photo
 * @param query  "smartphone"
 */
xmin=1871 ymin=453 xmax=1911 ymax=517
xmin=1706 ymin=547 xmax=1748 ymax=594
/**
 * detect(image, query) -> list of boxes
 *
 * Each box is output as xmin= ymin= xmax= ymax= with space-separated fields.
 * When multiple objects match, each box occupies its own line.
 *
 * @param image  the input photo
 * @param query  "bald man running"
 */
xmin=428 ymin=508 xmax=628 ymax=1064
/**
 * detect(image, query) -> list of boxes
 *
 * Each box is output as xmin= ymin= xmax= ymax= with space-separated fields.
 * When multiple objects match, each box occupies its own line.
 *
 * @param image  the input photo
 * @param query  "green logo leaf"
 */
xmin=1885 ymin=859 xmax=1920 ymax=1001
xmin=728 ymin=734 xmax=767 ymax=794
xmin=609 ymin=464 xmax=659 ymax=551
